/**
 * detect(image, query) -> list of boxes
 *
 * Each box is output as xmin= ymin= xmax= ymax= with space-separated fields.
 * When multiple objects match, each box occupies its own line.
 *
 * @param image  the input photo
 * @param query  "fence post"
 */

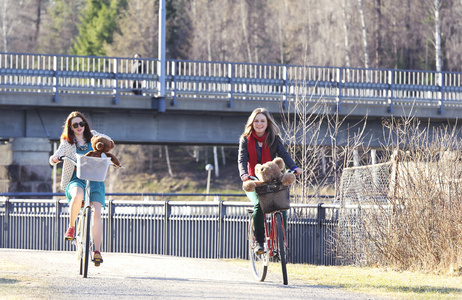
xmin=316 ymin=203 xmax=326 ymax=265
xmin=282 ymin=65 xmax=288 ymax=109
xmin=172 ymin=61 xmax=177 ymax=106
xmin=107 ymin=200 xmax=113 ymax=252
xmin=2 ymin=198 xmax=9 ymax=248
xmin=336 ymin=68 xmax=342 ymax=110
xmin=113 ymin=58 xmax=119 ymax=104
xmin=438 ymin=71 xmax=444 ymax=114
xmin=227 ymin=63 xmax=234 ymax=108
xmin=387 ymin=70 xmax=394 ymax=113
xmin=54 ymin=197 xmax=59 ymax=250
xmin=53 ymin=55 xmax=59 ymax=102
xmin=163 ymin=200 xmax=171 ymax=255
xmin=217 ymin=200 xmax=225 ymax=259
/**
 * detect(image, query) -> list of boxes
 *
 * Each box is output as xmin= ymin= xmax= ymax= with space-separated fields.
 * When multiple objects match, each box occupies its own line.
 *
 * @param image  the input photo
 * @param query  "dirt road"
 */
xmin=0 ymin=249 xmax=382 ymax=299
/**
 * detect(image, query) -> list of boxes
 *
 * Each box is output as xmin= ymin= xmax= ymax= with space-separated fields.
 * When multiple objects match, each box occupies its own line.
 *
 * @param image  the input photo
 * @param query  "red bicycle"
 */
xmin=248 ymin=179 xmax=290 ymax=285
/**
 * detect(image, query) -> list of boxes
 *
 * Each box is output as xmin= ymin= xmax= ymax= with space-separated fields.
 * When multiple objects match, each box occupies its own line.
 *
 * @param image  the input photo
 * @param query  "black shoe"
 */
xmin=254 ymin=242 xmax=265 ymax=254
xmin=254 ymin=228 xmax=266 ymax=254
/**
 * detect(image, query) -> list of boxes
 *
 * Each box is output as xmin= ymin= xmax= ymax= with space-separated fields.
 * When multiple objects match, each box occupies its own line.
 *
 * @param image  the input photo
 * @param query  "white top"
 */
xmin=49 ymin=130 xmax=111 ymax=191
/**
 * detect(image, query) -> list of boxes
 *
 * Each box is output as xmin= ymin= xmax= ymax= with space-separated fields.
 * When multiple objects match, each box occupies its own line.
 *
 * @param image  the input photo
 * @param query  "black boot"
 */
xmin=254 ymin=228 xmax=266 ymax=254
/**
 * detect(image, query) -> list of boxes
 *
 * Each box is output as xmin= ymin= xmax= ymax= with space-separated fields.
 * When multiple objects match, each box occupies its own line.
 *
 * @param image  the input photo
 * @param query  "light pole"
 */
xmin=158 ymin=0 xmax=166 ymax=112
xmin=205 ymin=164 xmax=214 ymax=201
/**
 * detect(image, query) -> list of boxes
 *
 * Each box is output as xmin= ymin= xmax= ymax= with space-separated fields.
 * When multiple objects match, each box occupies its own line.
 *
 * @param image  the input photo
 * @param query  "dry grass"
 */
xmin=230 ymin=259 xmax=462 ymax=299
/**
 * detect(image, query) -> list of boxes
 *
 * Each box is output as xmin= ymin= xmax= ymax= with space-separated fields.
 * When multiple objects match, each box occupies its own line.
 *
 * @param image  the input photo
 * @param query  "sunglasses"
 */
xmin=71 ymin=121 xmax=86 ymax=129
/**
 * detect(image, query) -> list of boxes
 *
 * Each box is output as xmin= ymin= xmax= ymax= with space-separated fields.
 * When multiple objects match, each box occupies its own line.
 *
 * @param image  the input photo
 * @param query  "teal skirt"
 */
xmin=65 ymin=171 xmax=106 ymax=208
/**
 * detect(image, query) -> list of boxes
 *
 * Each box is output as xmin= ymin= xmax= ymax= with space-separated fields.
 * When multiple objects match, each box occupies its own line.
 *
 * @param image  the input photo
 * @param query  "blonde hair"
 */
xmin=240 ymin=107 xmax=280 ymax=146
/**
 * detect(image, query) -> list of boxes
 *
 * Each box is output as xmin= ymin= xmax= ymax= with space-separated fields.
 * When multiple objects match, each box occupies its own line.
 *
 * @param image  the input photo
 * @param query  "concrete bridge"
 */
xmin=1 ymin=52 xmax=462 ymax=193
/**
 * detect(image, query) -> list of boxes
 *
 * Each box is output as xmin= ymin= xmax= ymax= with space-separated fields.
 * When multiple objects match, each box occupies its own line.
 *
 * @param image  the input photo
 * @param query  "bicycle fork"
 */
xmin=265 ymin=212 xmax=286 ymax=261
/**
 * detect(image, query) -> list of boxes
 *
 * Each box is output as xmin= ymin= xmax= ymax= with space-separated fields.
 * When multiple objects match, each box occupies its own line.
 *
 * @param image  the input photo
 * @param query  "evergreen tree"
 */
xmin=40 ymin=0 xmax=84 ymax=54
xmin=72 ymin=0 xmax=127 ymax=56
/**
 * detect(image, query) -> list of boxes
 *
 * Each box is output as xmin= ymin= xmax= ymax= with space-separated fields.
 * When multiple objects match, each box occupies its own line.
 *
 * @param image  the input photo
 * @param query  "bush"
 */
xmin=338 ymin=118 xmax=462 ymax=274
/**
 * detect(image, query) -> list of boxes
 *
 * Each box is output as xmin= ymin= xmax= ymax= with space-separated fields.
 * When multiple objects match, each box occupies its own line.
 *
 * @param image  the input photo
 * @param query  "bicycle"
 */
xmin=60 ymin=154 xmax=114 ymax=278
xmin=248 ymin=176 xmax=291 ymax=285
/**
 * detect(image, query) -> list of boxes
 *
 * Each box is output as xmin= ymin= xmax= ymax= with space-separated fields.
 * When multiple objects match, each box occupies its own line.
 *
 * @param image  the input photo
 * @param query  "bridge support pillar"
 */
xmin=0 ymin=138 xmax=52 ymax=193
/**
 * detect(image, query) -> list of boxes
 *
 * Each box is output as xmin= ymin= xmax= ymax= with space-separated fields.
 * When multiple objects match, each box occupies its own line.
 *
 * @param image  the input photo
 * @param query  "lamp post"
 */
xmin=205 ymin=164 xmax=214 ymax=201
xmin=158 ymin=0 xmax=166 ymax=112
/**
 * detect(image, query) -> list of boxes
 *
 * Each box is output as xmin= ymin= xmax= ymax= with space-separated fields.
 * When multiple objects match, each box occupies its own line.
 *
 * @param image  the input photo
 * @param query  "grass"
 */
xmin=229 ymin=260 xmax=462 ymax=299
xmin=0 ymin=259 xmax=47 ymax=299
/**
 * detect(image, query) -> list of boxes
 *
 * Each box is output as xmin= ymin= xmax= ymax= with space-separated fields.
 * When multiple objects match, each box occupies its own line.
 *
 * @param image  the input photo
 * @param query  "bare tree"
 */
xmin=281 ymin=76 xmax=369 ymax=203
xmin=338 ymin=117 xmax=462 ymax=273
xmin=431 ymin=0 xmax=443 ymax=72
xmin=374 ymin=0 xmax=382 ymax=68
xmin=357 ymin=0 xmax=370 ymax=69
xmin=239 ymin=0 xmax=252 ymax=62
xmin=38 ymin=0 xmax=84 ymax=54
xmin=1 ymin=0 xmax=9 ymax=52
xmin=106 ymin=0 xmax=158 ymax=58
xmin=2 ymin=0 xmax=462 ymax=72
xmin=341 ymin=0 xmax=351 ymax=68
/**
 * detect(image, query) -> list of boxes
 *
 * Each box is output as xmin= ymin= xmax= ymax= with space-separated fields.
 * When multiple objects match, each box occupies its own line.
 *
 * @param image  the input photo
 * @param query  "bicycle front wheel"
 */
xmin=275 ymin=213 xmax=288 ymax=285
xmin=249 ymin=216 xmax=268 ymax=282
xmin=81 ymin=206 xmax=92 ymax=278
xmin=77 ymin=216 xmax=83 ymax=275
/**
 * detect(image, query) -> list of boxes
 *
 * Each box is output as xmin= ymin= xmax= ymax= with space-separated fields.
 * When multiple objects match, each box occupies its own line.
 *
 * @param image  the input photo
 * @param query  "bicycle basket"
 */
xmin=76 ymin=154 xmax=111 ymax=182
xmin=255 ymin=181 xmax=290 ymax=214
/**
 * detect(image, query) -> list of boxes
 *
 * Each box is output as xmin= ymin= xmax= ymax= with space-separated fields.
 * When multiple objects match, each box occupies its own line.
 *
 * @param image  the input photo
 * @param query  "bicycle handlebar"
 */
xmin=58 ymin=155 xmax=121 ymax=168
xmin=249 ymin=169 xmax=295 ymax=181
xmin=58 ymin=155 xmax=76 ymax=165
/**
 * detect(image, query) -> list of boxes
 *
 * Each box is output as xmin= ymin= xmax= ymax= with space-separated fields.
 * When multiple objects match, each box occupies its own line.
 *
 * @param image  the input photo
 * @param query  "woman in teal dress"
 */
xmin=50 ymin=111 xmax=113 ymax=266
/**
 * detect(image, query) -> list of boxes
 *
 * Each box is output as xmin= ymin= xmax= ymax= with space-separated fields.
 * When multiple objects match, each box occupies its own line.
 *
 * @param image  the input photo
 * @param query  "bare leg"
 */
xmin=68 ymin=186 xmax=84 ymax=228
xmin=92 ymin=201 xmax=103 ymax=252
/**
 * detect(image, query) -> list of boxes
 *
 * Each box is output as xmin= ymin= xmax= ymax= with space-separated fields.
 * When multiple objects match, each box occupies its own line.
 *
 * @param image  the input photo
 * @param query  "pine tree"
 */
xmin=72 ymin=0 xmax=127 ymax=56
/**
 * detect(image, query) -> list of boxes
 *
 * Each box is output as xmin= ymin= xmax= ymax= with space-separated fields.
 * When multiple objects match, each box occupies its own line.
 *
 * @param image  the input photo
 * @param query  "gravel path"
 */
xmin=0 ymin=249 xmax=383 ymax=299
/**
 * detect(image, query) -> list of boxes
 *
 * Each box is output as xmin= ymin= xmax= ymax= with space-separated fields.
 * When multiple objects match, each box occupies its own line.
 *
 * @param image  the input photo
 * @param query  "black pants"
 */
xmin=132 ymin=81 xmax=142 ymax=95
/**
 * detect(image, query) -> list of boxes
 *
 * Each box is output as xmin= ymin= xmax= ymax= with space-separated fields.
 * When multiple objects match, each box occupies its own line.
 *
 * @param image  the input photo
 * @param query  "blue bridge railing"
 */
xmin=1 ymin=52 xmax=462 ymax=113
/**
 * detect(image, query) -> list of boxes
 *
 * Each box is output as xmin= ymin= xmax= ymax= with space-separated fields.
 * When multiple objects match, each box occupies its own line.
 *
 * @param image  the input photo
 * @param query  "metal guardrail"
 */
xmin=1 ymin=52 xmax=462 ymax=113
xmin=0 ymin=195 xmax=338 ymax=265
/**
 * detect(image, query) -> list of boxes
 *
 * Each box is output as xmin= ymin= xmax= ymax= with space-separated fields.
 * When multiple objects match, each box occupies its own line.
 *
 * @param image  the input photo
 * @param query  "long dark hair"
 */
xmin=60 ymin=111 xmax=93 ymax=144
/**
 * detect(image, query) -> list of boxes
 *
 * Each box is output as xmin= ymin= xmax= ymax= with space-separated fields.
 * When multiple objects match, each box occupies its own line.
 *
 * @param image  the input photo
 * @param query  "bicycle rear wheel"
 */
xmin=248 ymin=216 xmax=268 ymax=281
xmin=275 ymin=213 xmax=288 ymax=285
xmin=81 ymin=206 xmax=92 ymax=278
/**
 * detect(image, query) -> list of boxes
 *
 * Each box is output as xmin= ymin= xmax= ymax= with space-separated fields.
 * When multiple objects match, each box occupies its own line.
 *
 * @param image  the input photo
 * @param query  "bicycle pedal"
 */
xmin=93 ymin=258 xmax=103 ymax=267
xmin=92 ymin=252 xmax=103 ymax=267
xmin=273 ymin=253 xmax=280 ymax=262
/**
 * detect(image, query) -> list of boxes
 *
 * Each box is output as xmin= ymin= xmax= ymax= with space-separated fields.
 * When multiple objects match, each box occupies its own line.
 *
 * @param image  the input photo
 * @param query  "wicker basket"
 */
xmin=76 ymin=154 xmax=111 ymax=182
xmin=255 ymin=180 xmax=290 ymax=214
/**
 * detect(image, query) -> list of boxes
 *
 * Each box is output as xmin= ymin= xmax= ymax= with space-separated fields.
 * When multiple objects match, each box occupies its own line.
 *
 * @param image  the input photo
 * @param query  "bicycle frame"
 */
xmin=248 ymin=172 xmax=293 ymax=285
xmin=60 ymin=155 xmax=114 ymax=278
xmin=248 ymin=208 xmax=289 ymax=285
xmin=264 ymin=212 xmax=287 ymax=259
